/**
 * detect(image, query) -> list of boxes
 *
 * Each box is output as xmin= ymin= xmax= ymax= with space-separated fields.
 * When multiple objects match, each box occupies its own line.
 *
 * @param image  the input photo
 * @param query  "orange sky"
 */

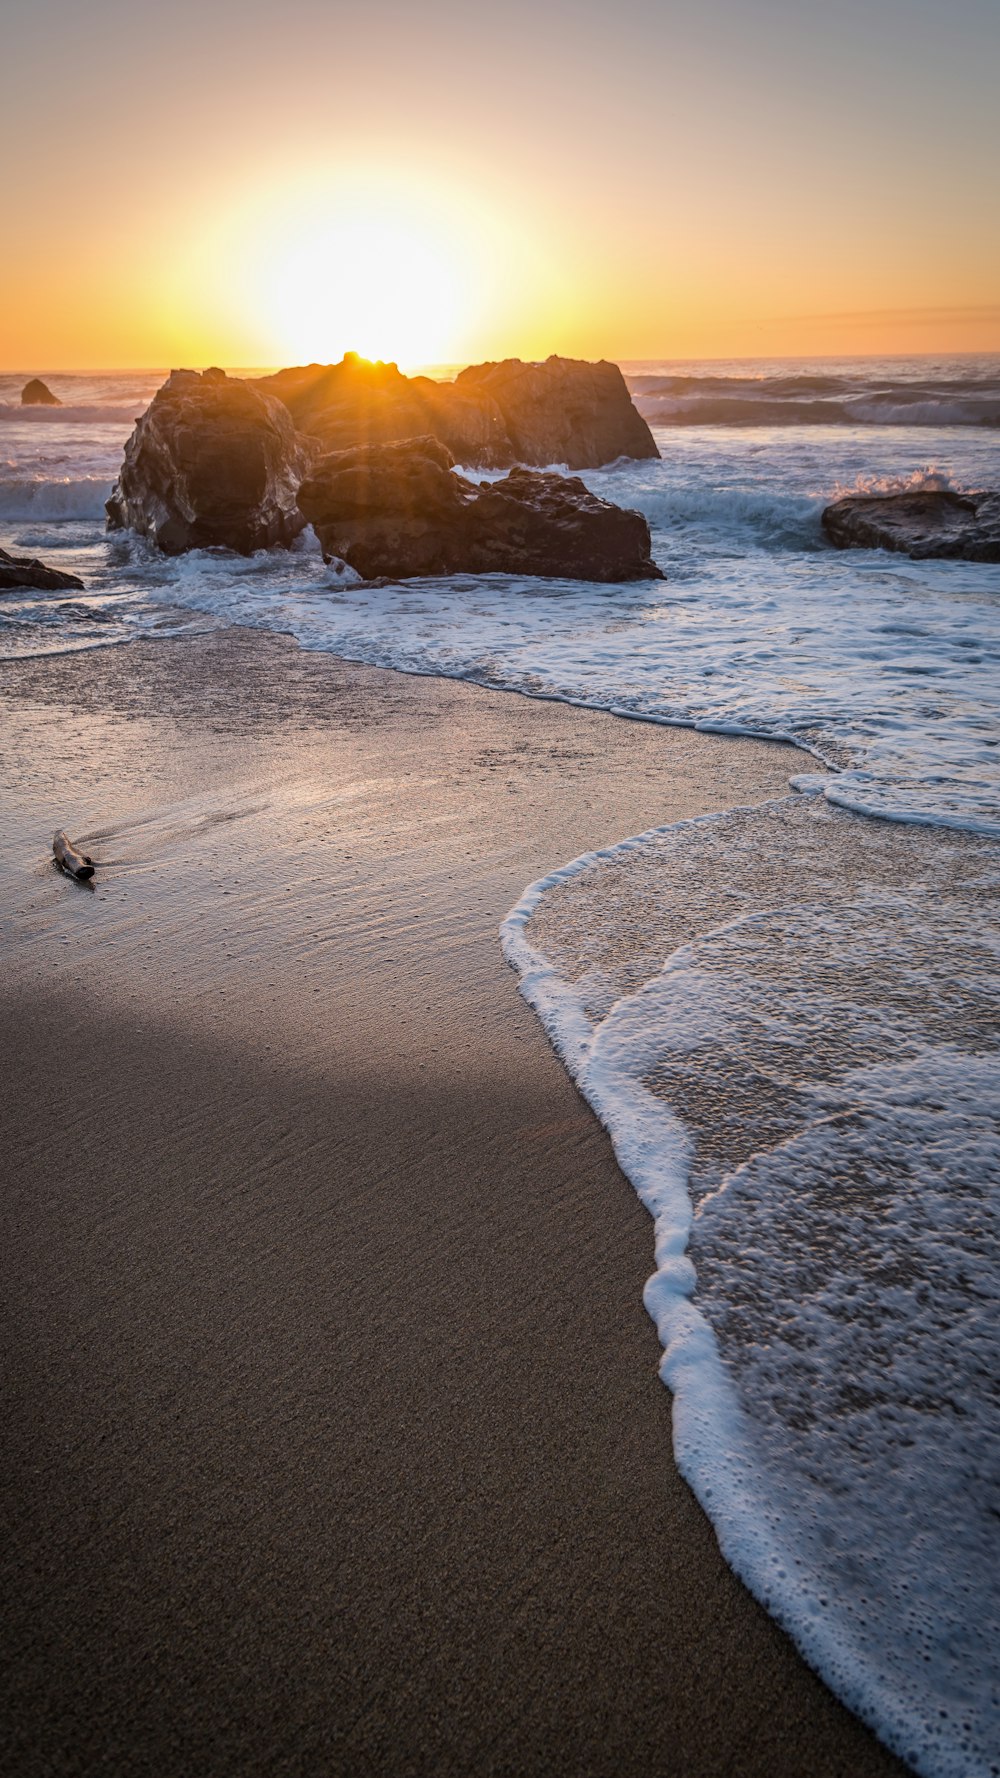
xmin=4 ymin=0 xmax=999 ymax=369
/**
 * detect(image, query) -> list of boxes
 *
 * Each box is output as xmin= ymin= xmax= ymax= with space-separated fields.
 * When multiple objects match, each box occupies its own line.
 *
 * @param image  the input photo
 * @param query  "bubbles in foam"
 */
xmin=503 ymin=796 xmax=1000 ymax=1778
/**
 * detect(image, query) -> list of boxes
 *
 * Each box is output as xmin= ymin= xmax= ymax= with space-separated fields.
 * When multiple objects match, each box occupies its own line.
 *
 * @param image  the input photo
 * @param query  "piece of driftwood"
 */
xmin=53 ymin=830 xmax=95 ymax=880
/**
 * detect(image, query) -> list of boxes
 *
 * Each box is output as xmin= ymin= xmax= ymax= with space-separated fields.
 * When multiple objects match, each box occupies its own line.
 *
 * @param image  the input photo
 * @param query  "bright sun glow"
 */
xmin=256 ymin=193 xmax=477 ymax=368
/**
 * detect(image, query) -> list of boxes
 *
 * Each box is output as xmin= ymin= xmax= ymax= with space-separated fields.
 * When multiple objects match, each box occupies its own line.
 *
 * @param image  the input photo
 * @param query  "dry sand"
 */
xmin=1 ymin=629 xmax=907 ymax=1778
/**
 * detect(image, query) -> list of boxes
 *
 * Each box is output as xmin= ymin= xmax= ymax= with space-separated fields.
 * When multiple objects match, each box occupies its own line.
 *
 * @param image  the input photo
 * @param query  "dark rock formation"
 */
xmin=255 ymin=354 xmax=511 ymax=466
xmin=822 ymin=489 xmax=1000 ymax=562
xmin=296 ymin=436 xmax=662 ymax=583
xmin=0 ymin=546 xmax=84 ymax=591
xmin=453 ymin=356 xmax=659 ymax=468
xmin=254 ymin=352 xmax=658 ymax=470
xmin=106 ymin=368 xmax=312 ymax=554
xmin=21 ymin=377 xmax=61 ymax=406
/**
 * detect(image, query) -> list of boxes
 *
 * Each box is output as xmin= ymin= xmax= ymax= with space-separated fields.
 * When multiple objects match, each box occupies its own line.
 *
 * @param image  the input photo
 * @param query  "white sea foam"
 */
xmin=829 ymin=466 xmax=964 ymax=498
xmin=108 ymin=483 xmax=997 ymax=834
xmin=502 ymin=797 xmax=1000 ymax=1778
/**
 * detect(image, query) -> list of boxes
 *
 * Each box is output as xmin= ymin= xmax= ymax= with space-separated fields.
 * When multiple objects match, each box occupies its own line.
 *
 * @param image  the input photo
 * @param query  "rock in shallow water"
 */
xmin=106 ymin=368 xmax=312 ymax=555
xmin=296 ymin=436 xmax=663 ymax=582
xmin=822 ymin=488 xmax=1000 ymax=562
xmin=20 ymin=378 xmax=60 ymax=406
xmin=0 ymin=546 xmax=84 ymax=591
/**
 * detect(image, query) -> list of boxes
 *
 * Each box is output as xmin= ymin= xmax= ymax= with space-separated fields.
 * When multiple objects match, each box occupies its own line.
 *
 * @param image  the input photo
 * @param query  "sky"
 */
xmin=4 ymin=0 xmax=999 ymax=368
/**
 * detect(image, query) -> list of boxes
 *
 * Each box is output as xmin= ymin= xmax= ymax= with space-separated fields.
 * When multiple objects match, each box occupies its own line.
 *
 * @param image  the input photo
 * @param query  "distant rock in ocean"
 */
xmin=254 ymin=352 xmax=659 ymax=470
xmin=296 ymin=435 xmax=663 ymax=582
xmin=0 ymin=545 xmax=83 ymax=591
xmin=21 ymin=378 xmax=61 ymax=406
xmin=106 ymin=368 xmax=312 ymax=555
xmin=822 ymin=488 xmax=1000 ymax=562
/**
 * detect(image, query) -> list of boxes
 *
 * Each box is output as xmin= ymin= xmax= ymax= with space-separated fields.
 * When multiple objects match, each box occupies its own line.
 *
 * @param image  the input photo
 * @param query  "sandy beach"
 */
xmin=1 ymin=628 xmax=908 ymax=1778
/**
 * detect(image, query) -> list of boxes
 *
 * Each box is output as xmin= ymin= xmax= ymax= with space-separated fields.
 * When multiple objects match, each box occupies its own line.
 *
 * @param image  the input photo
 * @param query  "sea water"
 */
xmin=2 ymin=357 xmax=999 ymax=1776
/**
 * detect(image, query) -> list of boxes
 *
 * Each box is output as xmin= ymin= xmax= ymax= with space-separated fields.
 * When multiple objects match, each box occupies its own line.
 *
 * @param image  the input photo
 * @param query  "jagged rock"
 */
xmin=296 ymin=436 xmax=662 ymax=583
xmin=20 ymin=378 xmax=61 ymax=406
xmin=0 ymin=546 xmax=84 ymax=591
xmin=106 ymin=368 xmax=312 ymax=554
xmin=453 ymin=356 xmax=659 ymax=468
xmin=254 ymin=351 xmax=658 ymax=469
xmin=255 ymin=354 xmax=511 ymax=466
xmin=822 ymin=489 xmax=1000 ymax=562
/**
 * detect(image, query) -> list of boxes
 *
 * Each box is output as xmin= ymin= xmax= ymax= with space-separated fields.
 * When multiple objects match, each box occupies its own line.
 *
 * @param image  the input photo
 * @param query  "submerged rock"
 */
xmin=296 ymin=436 xmax=663 ymax=582
xmin=20 ymin=377 xmax=61 ymax=406
xmin=0 ymin=546 xmax=84 ymax=591
xmin=106 ymin=368 xmax=311 ymax=554
xmin=822 ymin=489 xmax=1000 ymax=562
xmin=255 ymin=351 xmax=658 ymax=470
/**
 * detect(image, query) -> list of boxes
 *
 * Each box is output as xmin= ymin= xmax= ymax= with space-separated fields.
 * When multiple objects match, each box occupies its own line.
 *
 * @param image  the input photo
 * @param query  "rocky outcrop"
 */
xmin=21 ymin=378 xmax=61 ymax=406
xmin=106 ymin=368 xmax=311 ymax=554
xmin=822 ymin=489 xmax=1000 ymax=562
xmin=105 ymin=357 xmax=659 ymax=560
xmin=255 ymin=353 xmax=510 ymax=466
xmin=453 ymin=356 xmax=659 ymax=468
xmin=254 ymin=352 xmax=658 ymax=470
xmin=0 ymin=546 xmax=84 ymax=591
xmin=296 ymin=436 xmax=662 ymax=583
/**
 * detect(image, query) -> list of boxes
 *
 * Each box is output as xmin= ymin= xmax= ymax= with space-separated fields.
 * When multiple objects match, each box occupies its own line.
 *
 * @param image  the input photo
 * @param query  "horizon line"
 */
xmin=4 ymin=346 xmax=1000 ymax=377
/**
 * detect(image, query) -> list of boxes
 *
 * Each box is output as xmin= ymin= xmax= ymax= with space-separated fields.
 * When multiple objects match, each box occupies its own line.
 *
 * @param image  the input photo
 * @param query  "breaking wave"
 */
xmin=628 ymin=369 xmax=1000 ymax=430
xmin=0 ymin=478 xmax=112 ymax=521
xmin=629 ymin=481 xmax=826 ymax=550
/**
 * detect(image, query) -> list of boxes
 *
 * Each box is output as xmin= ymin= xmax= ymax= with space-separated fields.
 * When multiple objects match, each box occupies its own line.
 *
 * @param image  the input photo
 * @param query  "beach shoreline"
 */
xmin=1 ymin=628 xmax=907 ymax=1777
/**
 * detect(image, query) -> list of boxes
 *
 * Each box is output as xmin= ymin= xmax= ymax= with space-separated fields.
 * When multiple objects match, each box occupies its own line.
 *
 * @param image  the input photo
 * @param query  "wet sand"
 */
xmin=0 ymin=629 xmax=907 ymax=1778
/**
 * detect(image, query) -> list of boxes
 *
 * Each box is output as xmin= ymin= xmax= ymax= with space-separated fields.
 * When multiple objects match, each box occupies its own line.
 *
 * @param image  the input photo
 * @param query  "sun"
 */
xmin=182 ymin=166 xmax=548 ymax=372
xmin=257 ymin=193 xmax=476 ymax=369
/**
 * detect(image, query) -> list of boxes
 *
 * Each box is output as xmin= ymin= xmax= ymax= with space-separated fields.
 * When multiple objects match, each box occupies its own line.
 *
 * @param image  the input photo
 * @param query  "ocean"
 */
xmin=2 ymin=356 xmax=999 ymax=1778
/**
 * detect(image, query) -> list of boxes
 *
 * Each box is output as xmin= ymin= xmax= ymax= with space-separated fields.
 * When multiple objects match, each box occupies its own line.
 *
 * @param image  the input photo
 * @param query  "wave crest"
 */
xmin=0 ymin=478 xmax=112 ymax=520
xmin=827 ymin=465 xmax=963 ymax=499
xmin=628 ymin=372 xmax=1000 ymax=430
